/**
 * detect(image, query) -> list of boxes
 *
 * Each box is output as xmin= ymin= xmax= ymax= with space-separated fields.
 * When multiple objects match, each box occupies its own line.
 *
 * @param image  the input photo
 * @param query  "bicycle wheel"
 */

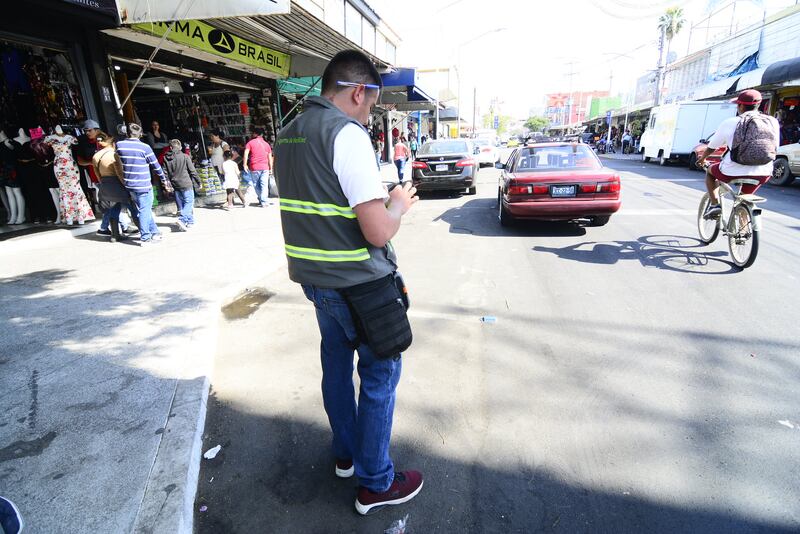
xmin=727 ymin=203 xmax=759 ymax=268
xmin=697 ymin=193 xmax=720 ymax=244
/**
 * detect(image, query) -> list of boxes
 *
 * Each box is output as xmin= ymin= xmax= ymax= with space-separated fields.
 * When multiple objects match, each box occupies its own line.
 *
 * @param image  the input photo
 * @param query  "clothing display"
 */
xmin=44 ymin=134 xmax=94 ymax=224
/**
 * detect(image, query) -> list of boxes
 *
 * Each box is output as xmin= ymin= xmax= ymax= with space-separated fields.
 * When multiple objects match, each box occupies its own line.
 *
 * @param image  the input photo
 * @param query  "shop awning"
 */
xmin=763 ymin=57 xmax=800 ymax=86
xmin=735 ymin=67 xmax=768 ymax=91
xmin=379 ymin=68 xmax=441 ymax=112
xmin=278 ymin=77 xmax=320 ymax=97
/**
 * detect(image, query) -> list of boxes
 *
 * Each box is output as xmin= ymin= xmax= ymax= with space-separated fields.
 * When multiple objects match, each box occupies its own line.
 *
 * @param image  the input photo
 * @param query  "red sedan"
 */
xmin=496 ymin=143 xmax=621 ymax=226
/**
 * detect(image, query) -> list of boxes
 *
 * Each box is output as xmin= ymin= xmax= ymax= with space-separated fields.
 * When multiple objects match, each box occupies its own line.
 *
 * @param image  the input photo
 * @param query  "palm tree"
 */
xmin=658 ymin=6 xmax=686 ymax=64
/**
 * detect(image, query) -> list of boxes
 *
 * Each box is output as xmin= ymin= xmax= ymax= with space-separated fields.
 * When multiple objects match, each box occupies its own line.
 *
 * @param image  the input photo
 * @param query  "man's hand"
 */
xmin=387 ymin=181 xmax=418 ymax=218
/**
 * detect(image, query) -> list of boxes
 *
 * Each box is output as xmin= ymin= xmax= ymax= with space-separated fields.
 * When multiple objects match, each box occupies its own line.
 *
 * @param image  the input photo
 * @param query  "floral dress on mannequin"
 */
xmin=44 ymin=134 xmax=94 ymax=224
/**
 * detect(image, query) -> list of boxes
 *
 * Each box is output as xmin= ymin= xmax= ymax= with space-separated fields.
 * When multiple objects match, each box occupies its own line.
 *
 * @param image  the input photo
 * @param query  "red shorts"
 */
xmin=708 ymin=163 xmax=769 ymax=194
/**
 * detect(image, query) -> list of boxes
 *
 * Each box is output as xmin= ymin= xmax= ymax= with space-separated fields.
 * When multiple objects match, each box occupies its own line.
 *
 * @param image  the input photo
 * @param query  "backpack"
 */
xmin=730 ymin=112 xmax=778 ymax=165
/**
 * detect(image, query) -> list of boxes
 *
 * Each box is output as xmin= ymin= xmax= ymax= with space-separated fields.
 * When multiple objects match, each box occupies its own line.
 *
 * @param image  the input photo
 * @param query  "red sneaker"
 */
xmin=355 ymin=470 xmax=423 ymax=515
xmin=335 ymin=459 xmax=354 ymax=478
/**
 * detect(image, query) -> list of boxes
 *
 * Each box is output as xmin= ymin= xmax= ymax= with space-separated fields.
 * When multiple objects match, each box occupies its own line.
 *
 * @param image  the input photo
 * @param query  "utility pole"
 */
xmin=472 ymin=86 xmax=477 ymax=138
xmin=653 ymin=25 xmax=666 ymax=107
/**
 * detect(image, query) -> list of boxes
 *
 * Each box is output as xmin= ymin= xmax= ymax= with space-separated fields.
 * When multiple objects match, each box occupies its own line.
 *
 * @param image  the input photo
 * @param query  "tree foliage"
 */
xmin=525 ymin=116 xmax=549 ymax=133
xmin=658 ymin=7 xmax=685 ymax=42
xmin=481 ymin=113 xmax=513 ymax=135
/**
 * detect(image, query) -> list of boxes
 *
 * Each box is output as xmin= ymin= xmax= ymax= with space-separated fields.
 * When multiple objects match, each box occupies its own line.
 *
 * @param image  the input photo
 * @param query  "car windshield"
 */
xmin=420 ymin=141 xmax=469 ymax=154
xmin=514 ymin=145 xmax=602 ymax=172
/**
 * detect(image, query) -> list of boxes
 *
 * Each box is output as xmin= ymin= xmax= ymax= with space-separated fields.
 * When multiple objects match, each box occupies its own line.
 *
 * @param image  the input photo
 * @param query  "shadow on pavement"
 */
xmin=532 ymin=235 xmax=737 ymax=274
xmin=0 ymin=268 xmax=205 ymax=532
xmin=434 ymin=198 xmax=588 ymax=237
xmin=195 ymin=398 xmax=798 ymax=534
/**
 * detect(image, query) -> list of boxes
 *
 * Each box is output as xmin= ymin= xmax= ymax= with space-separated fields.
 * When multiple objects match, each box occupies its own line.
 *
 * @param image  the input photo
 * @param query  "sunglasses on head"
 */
xmin=336 ymin=81 xmax=381 ymax=99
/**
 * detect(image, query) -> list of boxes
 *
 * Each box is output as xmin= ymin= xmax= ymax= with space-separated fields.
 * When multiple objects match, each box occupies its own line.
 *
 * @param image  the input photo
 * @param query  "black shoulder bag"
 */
xmin=339 ymin=272 xmax=412 ymax=360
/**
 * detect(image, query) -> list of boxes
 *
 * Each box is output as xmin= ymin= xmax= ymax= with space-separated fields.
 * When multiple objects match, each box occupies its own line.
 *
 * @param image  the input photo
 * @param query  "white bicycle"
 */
xmin=697 ymin=177 xmax=766 ymax=269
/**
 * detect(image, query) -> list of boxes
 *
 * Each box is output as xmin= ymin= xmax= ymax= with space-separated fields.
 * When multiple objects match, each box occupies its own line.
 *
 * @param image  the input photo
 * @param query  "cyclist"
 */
xmin=697 ymin=89 xmax=780 ymax=219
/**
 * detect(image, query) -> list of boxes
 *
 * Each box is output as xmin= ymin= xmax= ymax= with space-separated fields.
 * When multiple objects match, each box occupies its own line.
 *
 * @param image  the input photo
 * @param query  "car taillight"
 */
xmin=508 ymin=184 xmax=548 ymax=195
xmin=580 ymin=183 xmax=596 ymax=194
xmin=481 ymin=148 xmax=491 ymax=152
xmin=456 ymin=158 xmax=475 ymax=167
xmin=411 ymin=161 xmax=427 ymax=169
xmin=597 ymin=180 xmax=620 ymax=193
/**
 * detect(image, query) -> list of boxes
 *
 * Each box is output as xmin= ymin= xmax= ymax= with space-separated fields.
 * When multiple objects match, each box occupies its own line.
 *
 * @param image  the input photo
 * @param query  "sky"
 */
xmin=368 ymin=0 xmax=799 ymax=118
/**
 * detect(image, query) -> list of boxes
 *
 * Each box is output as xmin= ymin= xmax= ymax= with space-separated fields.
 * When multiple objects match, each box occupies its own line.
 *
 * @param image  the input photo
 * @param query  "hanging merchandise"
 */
xmin=44 ymin=133 xmax=94 ymax=225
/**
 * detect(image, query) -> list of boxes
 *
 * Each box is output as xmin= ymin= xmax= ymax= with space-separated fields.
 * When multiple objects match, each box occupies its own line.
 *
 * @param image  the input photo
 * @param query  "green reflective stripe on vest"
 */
xmin=284 ymin=244 xmax=370 ymax=262
xmin=280 ymin=198 xmax=356 ymax=218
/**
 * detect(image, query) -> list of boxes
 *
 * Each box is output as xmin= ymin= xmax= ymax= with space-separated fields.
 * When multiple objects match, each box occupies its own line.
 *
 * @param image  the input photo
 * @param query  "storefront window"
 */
xmin=362 ymin=19 xmax=376 ymax=54
xmin=345 ymin=3 xmax=362 ymax=47
xmin=0 ymin=39 xmax=86 ymax=131
xmin=324 ymin=0 xmax=345 ymax=35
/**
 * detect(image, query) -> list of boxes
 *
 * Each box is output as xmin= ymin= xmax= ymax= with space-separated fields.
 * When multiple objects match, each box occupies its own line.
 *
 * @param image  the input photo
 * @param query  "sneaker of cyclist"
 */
xmin=696 ymin=89 xmax=780 ymax=219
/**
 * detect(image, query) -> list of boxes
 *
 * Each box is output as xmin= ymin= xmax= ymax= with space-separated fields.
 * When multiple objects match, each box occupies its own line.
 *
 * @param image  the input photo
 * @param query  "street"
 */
xmin=195 ymin=159 xmax=800 ymax=533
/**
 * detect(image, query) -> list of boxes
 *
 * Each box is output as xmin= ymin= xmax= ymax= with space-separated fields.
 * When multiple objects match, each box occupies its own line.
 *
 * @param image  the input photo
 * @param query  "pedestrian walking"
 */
xmin=274 ymin=49 xmax=422 ymax=516
xmin=243 ymin=128 xmax=273 ymax=207
xmin=221 ymin=150 xmax=246 ymax=209
xmin=91 ymin=131 xmax=131 ymax=242
xmin=163 ymin=139 xmax=201 ymax=231
xmin=409 ymin=137 xmax=418 ymax=159
xmin=393 ymin=135 xmax=410 ymax=184
xmin=117 ymin=123 xmax=171 ymax=246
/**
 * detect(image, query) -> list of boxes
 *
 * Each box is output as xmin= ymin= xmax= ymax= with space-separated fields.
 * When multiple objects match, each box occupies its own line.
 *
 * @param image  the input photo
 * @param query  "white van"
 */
xmin=640 ymin=100 xmax=737 ymax=165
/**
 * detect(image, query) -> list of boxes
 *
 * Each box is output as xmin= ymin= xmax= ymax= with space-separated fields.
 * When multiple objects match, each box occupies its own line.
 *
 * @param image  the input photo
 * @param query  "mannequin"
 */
xmin=44 ymin=127 xmax=94 ymax=225
xmin=0 ymin=130 xmax=10 ymax=224
xmin=5 ymin=130 xmax=27 ymax=224
xmin=46 ymin=126 xmax=66 ymax=224
xmin=29 ymin=128 xmax=58 ymax=224
xmin=14 ymin=127 xmax=30 ymax=145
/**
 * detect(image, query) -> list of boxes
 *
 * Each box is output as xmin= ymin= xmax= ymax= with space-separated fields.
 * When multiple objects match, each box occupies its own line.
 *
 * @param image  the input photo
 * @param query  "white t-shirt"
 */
xmin=706 ymin=112 xmax=780 ymax=176
xmin=221 ymin=159 xmax=240 ymax=189
xmin=333 ymin=123 xmax=388 ymax=208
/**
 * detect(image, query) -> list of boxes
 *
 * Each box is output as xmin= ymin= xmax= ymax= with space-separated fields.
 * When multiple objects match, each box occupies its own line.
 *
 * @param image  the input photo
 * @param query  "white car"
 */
xmin=773 ymin=142 xmax=800 ymax=186
xmin=474 ymin=138 xmax=500 ymax=167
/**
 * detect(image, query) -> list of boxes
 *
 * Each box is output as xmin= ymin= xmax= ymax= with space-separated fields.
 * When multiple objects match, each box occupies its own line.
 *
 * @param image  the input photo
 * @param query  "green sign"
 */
xmin=133 ymin=19 xmax=291 ymax=77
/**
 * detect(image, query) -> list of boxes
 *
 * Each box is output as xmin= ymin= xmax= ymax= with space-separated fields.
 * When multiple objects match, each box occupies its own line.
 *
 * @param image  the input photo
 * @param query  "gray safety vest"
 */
xmin=274 ymin=96 xmax=397 ymax=288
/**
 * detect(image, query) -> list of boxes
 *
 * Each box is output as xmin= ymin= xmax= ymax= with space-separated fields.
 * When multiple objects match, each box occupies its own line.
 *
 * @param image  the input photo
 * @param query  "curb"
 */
xmin=130 ymin=249 xmax=286 ymax=534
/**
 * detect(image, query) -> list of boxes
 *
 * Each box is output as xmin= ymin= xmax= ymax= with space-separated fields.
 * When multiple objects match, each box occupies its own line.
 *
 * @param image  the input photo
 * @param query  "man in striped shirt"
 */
xmin=117 ymin=123 xmax=171 ymax=245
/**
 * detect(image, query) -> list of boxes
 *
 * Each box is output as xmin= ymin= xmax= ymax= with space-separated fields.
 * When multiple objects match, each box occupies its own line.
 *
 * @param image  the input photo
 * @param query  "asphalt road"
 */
xmin=195 ymin=159 xmax=800 ymax=533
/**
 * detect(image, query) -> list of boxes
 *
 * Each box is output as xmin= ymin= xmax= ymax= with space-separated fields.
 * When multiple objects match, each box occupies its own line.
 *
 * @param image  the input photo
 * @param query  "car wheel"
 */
xmin=498 ymin=191 xmax=513 ymax=227
xmin=658 ymin=154 xmax=668 ymax=166
xmin=467 ymin=185 xmax=477 ymax=195
xmin=641 ymin=150 xmax=650 ymax=163
xmin=588 ymin=215 xmax=610 ymax=227
xmin=771 ymin=158 xmax=795 ymax=186
xmin=688 ymin=153 xmax=699 ymax=171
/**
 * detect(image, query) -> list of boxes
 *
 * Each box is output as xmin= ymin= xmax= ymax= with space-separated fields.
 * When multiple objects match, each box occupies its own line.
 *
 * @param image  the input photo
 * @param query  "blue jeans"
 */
xmin=100 ymin=203 xmax=122 ymax=230
xmin=174 ymin=188 xmax=195 ymax=225
xmin=251 ymin=170 xmax=269 ymax=205
xmin=129 ymin=189 xmax=159 ymax=241
xmin=394 ymin=159 xmax=405 ymax=182
xmin=301 ymin=284 xmax=402 ymax=493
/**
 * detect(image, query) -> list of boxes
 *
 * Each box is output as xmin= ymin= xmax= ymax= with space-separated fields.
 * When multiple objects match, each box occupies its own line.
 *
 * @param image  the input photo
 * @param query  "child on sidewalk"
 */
xmin=221 ymin=150 xmax=247 ymax=209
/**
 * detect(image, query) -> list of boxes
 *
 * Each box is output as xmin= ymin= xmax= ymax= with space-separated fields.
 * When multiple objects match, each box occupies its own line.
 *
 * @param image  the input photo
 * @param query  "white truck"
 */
xmin=639 ymin=100 xmax=737 ymax=166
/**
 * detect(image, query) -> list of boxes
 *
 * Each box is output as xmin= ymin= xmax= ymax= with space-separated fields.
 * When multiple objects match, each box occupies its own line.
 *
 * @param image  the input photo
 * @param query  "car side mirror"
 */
xmin=474 ymin=147 xmax=480 ymax=154
xmin=494 ymin=161 xmax=505 ymax=170
xmin=699 ymin=139 xmax=707 ymax=144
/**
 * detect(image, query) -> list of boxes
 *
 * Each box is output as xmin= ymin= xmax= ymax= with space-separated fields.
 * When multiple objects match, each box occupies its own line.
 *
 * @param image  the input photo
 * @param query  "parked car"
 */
xmin=506 ymin=138 xmax=520 ymax=148
xmin=689 ymin=135 xmax=725 ymax=170
xmin=772 ymin=141 xmax=800 ymax=186
xmin=474 ymin=138 xmax=500 ymax=167
xmin=412 ymin=139 xmax=479 ymax=195
xmin=496 ymin=142 xmax=621 ymax=226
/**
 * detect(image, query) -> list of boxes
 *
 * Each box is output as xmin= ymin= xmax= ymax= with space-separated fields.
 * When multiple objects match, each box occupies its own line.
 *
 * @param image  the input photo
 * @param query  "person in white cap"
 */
xmin=697 ymin=89 xmax=780 ymax=219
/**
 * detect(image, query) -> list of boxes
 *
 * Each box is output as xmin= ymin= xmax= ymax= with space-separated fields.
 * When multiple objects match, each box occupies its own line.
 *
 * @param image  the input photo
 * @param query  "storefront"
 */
xmin=0 ymin=1 xmax=120 ymax=229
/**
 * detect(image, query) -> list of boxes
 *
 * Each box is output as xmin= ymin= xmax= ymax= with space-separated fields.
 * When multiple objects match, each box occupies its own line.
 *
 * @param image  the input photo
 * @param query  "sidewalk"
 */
xmin=0 ymin=200 xmax=285 ymax=533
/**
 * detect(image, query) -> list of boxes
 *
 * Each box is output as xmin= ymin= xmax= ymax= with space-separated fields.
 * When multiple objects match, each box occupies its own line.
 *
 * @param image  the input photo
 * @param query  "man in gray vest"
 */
xmin=274 ymin=50 xmax=422 ymax=515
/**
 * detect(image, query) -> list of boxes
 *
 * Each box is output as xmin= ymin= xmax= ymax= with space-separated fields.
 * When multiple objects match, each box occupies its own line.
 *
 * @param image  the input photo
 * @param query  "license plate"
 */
xmin=550 ymin=185 xmax=576 ymax=197
xmin=435 ymin=164 xmax=448 ymax=172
